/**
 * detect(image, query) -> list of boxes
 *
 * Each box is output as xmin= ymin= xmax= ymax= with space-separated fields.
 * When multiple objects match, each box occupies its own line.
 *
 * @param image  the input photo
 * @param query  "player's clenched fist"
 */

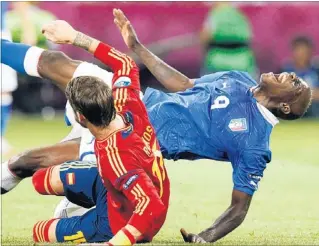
xmin=113 ymin=8 xmax=140 ymax=50
xmin=42 ymin=20 xmax=77 ymax=44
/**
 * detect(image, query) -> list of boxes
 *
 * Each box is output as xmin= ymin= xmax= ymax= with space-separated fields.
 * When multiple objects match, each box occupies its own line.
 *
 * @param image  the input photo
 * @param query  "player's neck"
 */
xmin=87 ymin=114 xmax=126 ymax=140
xmin=251 ymin=86 xmax=275 ymax=110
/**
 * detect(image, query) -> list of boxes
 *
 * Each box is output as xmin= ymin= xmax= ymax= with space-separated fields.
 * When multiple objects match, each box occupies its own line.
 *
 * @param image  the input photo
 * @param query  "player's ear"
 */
xmin=76 ymin=112 xmax=86 ymax=122
xmin=279 ymin=103 xmax=291 ymax=115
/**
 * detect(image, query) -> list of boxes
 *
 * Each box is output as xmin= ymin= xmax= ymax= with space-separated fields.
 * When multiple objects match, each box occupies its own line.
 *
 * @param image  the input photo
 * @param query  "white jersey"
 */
xmin=62 ymin=62 xmax=114 ymax=162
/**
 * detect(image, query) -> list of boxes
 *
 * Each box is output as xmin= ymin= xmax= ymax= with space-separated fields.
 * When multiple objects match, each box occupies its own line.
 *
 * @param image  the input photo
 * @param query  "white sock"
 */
xmin=24 ymin=46 xmax=44 ymax=77
xmin=1 ymin=160 xmax=22 ymax=193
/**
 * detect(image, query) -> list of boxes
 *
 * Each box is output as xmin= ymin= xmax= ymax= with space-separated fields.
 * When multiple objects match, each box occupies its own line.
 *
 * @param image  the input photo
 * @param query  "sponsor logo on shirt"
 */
xmin=123 ymin=174 xmax=138 ymax=190
xmin=114 ymin=76 xmax=132 ymax=88
xmin=228 ymin=118 xmax=247 ymax=132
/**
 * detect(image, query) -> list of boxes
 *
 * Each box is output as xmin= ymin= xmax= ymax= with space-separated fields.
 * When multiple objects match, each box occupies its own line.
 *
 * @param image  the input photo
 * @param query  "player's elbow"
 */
xmin=38 ymin=50 xmax=66 ymax=74
xmin=146 ymin=199 xmax=167 ymax=227
xmin=232 ymin=204 xmax=249 ymax=226
xmin=38 ymin=50 xmax=80 ymax=89
xmin=152 ymin=199 xmax=168 ymax=227
xmin=154 ymin=200 xmax=167 ymax=218
xmin=234 ymin=208 xmax=248 ymax=225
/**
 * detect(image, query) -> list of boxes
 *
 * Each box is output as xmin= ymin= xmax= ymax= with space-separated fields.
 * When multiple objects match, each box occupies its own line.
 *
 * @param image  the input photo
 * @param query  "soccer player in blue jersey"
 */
xmin=1 ymin=9 xmax=312 ymax=243
xmin=113 ymin=10 xmax=312 ymax=243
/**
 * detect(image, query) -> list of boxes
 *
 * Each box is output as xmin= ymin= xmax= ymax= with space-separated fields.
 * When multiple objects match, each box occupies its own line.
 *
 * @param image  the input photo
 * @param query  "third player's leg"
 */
xmin=32 ymin=164 xmax=64 ymax=196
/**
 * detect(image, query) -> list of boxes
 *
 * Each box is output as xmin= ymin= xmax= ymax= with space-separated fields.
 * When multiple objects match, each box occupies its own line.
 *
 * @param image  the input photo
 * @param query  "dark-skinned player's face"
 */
xmin=259 ymin=72 xmax=309 ymax=103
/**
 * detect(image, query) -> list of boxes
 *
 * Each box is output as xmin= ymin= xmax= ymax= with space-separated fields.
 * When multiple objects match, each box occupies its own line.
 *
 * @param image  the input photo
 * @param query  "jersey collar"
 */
xmin=256 ymin=103 xmax=279 ymax=127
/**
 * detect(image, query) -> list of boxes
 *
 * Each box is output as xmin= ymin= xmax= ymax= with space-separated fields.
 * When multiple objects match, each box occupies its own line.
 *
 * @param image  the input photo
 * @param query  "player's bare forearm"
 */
xmin=9 ymin=139 xmax=80 ymax=178
xmin=113 ymin=9 xmax=193 ymax=92
xmin=132 ymin=42 xmax=193 ymax=92
xmin=38 ymin=50 xmax=81 ymax=91
xmin=198 ymin=190 xmax=252 ymax=243
xmin=72 ymin=32 xmax=100 ymax=54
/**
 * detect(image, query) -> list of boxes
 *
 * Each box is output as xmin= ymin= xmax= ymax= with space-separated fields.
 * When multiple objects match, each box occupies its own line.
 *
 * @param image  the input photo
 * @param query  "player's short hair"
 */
xmin=291 ymin=35 xmax=313 ymax=49
xmin=65 ymin=76 xmax=116 ymax=127
xmin=272 ymin=77 xmax=312 ymax=120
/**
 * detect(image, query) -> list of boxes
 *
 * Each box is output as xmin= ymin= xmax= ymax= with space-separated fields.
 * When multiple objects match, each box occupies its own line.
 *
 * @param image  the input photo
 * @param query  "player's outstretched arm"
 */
xmin=194 ymin=190 xmax=252 ymax=243
xmin=113 ymin=9 xmax=194 ymax=92
xmin=43 ymin=20 xmax=141 ymax=93
xmin=1 ymin=39 xmax=81 ymax=91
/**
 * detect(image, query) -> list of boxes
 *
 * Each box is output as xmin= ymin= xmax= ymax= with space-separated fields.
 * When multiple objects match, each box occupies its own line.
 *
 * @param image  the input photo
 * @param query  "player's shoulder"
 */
xmin=225 ymin=102 xmax=278 ymax=151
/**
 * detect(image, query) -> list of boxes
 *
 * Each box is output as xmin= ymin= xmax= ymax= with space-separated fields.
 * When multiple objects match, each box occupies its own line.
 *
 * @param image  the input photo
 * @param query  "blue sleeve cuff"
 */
xmin=233 ymin=186 xmax=255 ymax=196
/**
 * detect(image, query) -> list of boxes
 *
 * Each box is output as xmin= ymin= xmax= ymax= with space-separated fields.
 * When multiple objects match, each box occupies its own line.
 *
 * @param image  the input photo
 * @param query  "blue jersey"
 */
xmin=143 ymin=71 xmax=279 ymax=195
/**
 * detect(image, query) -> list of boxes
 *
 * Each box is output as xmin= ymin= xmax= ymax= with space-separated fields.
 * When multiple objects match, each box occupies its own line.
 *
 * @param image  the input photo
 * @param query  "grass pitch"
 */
xmin=1 ymin=114 xmax=319 ymax=245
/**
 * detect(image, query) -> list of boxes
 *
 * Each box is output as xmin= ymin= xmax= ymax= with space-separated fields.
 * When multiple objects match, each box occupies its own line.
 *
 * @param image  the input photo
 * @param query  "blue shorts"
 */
xmin=55 ymin=161 xmax=113 ymax=243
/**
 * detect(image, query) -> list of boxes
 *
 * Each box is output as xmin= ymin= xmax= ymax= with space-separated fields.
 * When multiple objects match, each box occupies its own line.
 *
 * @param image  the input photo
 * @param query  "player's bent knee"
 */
xmin=33 ymin=218 xmax=59 ymax=243
xmin=32 ymin=166 xmax=63 ymax=195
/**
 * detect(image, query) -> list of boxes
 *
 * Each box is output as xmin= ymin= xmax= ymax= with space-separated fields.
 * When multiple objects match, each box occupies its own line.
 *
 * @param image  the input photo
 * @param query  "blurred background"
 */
xmin=3 ymin=2 xmax=319 ymax=114
xmin=1 ymin=3 xmax=319 ymax=245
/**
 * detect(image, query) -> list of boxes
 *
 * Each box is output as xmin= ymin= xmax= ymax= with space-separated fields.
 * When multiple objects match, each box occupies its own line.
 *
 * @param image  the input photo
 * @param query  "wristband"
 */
xmin=122 ymin=227 xmax=136 ymax=244
xmin=109 ymin=227 xmax=136 ymax=245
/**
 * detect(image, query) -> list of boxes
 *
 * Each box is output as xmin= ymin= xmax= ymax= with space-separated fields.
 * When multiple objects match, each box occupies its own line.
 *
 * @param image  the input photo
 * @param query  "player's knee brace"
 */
xmin=33 ymin=219 xmax=57 ymax=242
xmin=32 ymin=167 xmax=58 ymax=195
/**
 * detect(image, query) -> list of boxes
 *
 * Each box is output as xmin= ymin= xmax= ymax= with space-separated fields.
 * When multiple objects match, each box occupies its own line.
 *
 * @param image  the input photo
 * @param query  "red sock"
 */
xmin=32 ymin=167 xmax=57 ymax=195
xmin=33 ymin=219 xmax=57 ymax=242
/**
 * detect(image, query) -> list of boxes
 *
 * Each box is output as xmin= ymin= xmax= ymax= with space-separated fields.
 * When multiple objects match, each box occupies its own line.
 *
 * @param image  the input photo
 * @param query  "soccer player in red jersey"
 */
xmin=38 ymin=20 xmax=170 ymax=245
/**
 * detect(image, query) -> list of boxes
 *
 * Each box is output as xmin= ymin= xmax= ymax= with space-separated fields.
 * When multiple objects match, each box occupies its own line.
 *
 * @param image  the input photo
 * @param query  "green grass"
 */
xmin=2 ymin=114 xmax=319 ymax=245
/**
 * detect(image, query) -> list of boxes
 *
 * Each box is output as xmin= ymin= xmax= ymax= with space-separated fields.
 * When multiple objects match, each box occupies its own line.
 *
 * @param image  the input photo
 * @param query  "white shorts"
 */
xmin=1 ymin=31 xmax=18 ymax=93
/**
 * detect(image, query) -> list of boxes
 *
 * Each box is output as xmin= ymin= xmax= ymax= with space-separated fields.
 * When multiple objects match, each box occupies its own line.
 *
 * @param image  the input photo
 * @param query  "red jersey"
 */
xmin=93 ymin=42 xmax=170 ymax=242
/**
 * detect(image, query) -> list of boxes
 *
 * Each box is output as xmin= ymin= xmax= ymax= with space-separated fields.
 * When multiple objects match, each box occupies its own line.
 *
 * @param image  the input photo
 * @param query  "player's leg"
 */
xmin=1 ymin=138 xmax=80 ymax=194
xmin=1 ymin=39 xmax=113 ymax=91
xmin=33 ymin=161 xmax=113 ymax=243
xmin=1 ymin=39 xmax=80 ymax=90
xmin=34 ymin=207 xmax=112 ymax=243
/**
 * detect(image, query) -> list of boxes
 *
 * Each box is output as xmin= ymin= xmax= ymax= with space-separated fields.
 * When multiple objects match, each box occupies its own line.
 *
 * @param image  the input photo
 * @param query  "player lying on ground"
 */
xmin=113 ymin=10 xmax=313 ymax=243
xmin=1 ymin=9 xmax=312 ymax=243
xmin=28 ymin=26 xmax=171 ymax=245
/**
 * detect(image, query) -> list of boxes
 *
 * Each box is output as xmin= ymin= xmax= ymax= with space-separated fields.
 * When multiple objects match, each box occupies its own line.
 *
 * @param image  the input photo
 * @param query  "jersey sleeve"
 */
xmin=94 ymin=42 xmax=140 ymax=91
xmin=232 ymin=148 xmax=271 ymax=196
xmin=99 ymin=145 xmax=166 ymax=235
xmin=94 ymin=42 xmax=145 ymax=115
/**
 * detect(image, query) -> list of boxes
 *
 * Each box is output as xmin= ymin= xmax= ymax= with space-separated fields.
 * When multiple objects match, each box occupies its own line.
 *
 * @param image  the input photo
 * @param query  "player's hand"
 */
xmin=180 ymin=228 xmax=207 ymax=243
xmin=113 ymin=8 xmax=140 ymax=50
xmin=42 ymin=20 xmax=77 ymax=44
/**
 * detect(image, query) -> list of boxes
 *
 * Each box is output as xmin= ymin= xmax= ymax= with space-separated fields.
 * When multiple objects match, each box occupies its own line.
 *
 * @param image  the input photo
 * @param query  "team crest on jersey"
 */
xmin=228 ymin=118 xmax=248 ymax=132
xmin=114 ymin=76 xmax=131 ymax=88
